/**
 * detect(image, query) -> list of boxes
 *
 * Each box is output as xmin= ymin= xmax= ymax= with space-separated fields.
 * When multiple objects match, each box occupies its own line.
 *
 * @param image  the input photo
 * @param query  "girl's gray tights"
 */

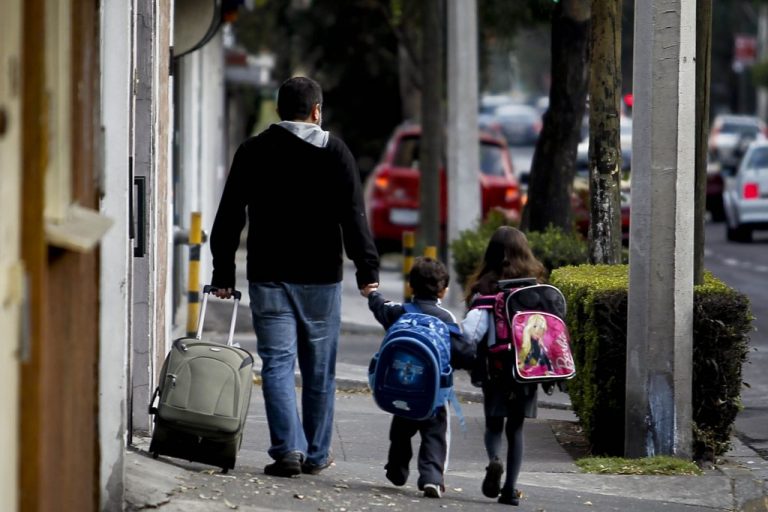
xmin=484 ymin=413 xmax=525 ymax=491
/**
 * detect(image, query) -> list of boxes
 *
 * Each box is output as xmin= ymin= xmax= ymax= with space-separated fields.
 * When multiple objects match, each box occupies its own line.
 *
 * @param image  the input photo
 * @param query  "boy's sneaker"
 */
xmin=423 ymin=483 xmax=442 ymax=499
xmin=264 ymin=451 xmax=302 ymax=477
xmin=301 ymin=455 xmax=335 ymax=475
xmin=498 ymin=487 xmax=522 ymax=506
xmin=481 ymin=457 xmax=504 ymax=498
xmin=384 ymin=463 xmax=408 ymax=486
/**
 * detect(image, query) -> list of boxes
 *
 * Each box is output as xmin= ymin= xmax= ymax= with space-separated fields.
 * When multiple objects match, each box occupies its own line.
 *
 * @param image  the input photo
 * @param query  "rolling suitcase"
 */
xmin=149 ymin=285 xmax=254 ymax=472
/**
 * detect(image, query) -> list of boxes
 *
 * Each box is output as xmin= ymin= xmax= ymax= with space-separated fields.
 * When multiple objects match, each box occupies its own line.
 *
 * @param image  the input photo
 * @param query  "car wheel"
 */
xmin=726 ymin=223 xmax=752 ymax=243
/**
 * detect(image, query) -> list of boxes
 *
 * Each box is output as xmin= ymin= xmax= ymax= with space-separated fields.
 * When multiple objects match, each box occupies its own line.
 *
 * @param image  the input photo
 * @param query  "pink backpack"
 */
xmin=470 ymin=278 xmax=575 ymax=384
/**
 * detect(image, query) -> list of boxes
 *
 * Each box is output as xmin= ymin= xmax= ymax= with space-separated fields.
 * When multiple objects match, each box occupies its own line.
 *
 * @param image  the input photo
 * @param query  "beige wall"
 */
xmin=0 ymin=0 xmax=22 ymax=509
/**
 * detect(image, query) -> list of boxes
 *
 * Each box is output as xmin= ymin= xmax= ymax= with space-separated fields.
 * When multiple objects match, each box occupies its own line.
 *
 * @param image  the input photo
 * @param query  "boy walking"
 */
xmin=361 ymin=257 xmax=466 ymax=499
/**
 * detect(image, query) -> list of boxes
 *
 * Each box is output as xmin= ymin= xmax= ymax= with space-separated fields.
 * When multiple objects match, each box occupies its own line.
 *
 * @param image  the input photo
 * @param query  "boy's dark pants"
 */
xmin=387 ymin=406 xmax=447 ymax=488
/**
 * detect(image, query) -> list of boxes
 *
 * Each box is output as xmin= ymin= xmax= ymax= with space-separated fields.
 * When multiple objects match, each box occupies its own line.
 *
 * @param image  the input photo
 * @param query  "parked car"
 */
xmin=708 ymin=114 xmax=767 ymax=222
xmin=575 ymin=116 xmax=633 ymax=174
xmin=364 ymin=124 xmax=522 ymax=252
xmin=722 ymin=140 xmax=768 ymax=242
xmin=571 ymin=117 xmax=633 ymax=242
xmin=571 ymin=176 xmax=631 ymax=244
xmin=709 ymin=114 xmax=767 ymax=169
xmin=479 ymin=103 xmax=542 ymax=146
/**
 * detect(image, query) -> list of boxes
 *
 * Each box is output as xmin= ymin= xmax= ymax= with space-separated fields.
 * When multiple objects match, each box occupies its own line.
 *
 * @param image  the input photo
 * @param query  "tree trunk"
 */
xmin=694 ymin=0 xmax=713 ymax=285
xmin=588 ymin=0 xmax=622 ymax=264
xmin=419 ymin=0 xmax=444 ymax=251
xmin=522 ymin=0 xmax=591 ymax=233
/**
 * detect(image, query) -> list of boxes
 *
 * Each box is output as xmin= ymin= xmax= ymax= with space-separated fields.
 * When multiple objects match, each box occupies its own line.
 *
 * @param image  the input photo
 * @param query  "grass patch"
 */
xmin=576 ymin=456 xmax=703 ymax=476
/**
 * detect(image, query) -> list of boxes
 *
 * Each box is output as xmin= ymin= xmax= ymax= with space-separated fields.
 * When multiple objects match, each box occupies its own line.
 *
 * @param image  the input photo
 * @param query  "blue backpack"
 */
xmin=368 ymin=303 xmax=460 ymax=421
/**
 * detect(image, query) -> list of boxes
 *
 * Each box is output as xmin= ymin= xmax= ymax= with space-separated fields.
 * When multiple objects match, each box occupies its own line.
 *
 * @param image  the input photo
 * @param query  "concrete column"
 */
xmin=447 ymin=0 xmax=481 ymax=303
xmin=200 ymin=34 xmax=226 ymax=284
xmin=626 ymin=0 xmax=696 ymax=458
xmin=99 ymin=0 xmax=132 ymax=507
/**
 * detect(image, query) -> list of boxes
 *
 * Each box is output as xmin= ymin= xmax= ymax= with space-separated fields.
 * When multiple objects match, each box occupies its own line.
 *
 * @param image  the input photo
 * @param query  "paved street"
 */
xmin=704 ymin=222 xmax=768 ymax=457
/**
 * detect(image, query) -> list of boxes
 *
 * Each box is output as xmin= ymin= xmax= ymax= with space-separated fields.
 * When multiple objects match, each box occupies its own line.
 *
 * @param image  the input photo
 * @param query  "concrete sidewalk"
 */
xmin=126 ymin=380 xmax=767 ymax=512
xmin=127 ymin=253 xmax=768 ymax=511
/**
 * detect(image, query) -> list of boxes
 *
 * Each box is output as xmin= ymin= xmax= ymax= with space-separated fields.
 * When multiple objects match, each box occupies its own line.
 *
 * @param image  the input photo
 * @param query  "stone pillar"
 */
xmin=626 ymin=0 xmax=696 ymax=458
xmin=446 ymin=0 xmax=480 ymax=304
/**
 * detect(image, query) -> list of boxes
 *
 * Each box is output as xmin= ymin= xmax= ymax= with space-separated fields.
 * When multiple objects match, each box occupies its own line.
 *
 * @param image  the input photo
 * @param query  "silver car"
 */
xmin=723 ymin=140 xmax=768 ymax=242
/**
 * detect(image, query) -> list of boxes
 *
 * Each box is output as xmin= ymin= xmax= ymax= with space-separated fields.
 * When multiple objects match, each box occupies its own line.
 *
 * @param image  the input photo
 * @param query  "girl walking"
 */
xmin=461 ymin=226 xmax=547 ymax=506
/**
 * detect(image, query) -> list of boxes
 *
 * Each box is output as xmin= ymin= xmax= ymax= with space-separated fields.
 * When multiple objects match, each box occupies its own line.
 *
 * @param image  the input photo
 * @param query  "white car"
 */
xmin=722 ymin=140 xmax=768 ymax=242
xmin=709 ymin=114 xmax=767 ymax=169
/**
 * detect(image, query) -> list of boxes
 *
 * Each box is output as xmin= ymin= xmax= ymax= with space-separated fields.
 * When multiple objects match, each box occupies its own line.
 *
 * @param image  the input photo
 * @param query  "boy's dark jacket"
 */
xmin=210 ymin=124 xmax=379 ymax=289
xmin=367 ymin=292 xmax=475 ymax=370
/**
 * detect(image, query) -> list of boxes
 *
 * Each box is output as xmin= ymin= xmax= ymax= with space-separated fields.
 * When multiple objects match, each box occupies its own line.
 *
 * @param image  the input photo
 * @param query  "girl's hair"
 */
xmin=464 ymin=226 xmax=546 ymax=307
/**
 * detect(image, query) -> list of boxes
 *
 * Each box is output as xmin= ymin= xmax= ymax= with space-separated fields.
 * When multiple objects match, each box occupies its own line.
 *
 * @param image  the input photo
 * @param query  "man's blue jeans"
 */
xmin=249 ymin=281 xmax=341 ymax=466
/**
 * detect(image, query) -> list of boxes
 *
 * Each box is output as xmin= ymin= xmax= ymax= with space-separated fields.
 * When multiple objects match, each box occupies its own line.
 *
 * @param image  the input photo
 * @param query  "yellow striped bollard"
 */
xmin=186 ymin=212 xmax=202 ymax=336
xmin=423 ymin=245 xmax=437 ymax=259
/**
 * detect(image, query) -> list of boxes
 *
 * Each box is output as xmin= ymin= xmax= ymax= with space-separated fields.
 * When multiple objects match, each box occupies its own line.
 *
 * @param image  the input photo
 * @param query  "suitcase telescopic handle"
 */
xmin=197 ymin=285 xmax=241 ymax=346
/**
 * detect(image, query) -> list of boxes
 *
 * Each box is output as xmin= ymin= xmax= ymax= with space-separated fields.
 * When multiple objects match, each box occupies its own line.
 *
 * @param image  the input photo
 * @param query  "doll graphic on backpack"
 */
xmin=519 ymin=314 xmax=553 ymax=373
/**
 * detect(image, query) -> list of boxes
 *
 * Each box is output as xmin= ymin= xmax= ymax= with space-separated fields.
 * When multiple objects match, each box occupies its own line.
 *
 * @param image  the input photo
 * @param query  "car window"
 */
xmin=744 ymin=147 xmax=768 ymax=172
xmin=721 ymin=122 xmax=760 ymax=136
xmin=392 ymin=136 xmax=420 ymax=168
xmin=480 ymin=143 xmax=506 ymax=177
xmin=392 ymin=134 xmax=508 ymax=177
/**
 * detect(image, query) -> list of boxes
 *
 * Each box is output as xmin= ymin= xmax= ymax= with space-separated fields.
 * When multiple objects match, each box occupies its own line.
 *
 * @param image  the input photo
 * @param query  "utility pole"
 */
xmin=626 ymin=1 xmax=696 ymax=458
xmin=419 ymin=0 xmax=443 ymax=254
xmin=446 ymin=0 xmax=480 ymax=303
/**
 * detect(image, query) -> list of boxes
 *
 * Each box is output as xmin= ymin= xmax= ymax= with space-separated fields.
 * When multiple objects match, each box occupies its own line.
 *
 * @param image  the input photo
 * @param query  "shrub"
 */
xmin=550 ymin=265 xmax=752 ymax=460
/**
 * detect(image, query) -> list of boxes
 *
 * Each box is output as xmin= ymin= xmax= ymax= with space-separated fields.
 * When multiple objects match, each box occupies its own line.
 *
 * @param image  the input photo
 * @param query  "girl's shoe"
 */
xmin=481 ymin=457 xmax=504 ymax=498
xmin=498 ymin=487 xmax=522 ymax=506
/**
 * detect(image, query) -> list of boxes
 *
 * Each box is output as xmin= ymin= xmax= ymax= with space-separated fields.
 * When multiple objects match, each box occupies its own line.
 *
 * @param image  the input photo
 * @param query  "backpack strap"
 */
xmin=405 ymin=301 xmax=462 ymax=335
xmin=469 ymin=295 xmax=497 ymax=310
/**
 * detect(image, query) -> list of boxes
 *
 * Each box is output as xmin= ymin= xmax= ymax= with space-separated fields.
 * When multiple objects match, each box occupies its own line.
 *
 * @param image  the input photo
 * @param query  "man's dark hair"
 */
xmin=409 ymin=257 xmax=449 ymax=299
xmin=276 ymin=77 xmax=323 ymax=121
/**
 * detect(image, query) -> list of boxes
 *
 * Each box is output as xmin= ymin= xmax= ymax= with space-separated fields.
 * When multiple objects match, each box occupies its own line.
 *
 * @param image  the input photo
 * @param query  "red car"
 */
xmin=364 ymin=124 xmax=522 ymax=251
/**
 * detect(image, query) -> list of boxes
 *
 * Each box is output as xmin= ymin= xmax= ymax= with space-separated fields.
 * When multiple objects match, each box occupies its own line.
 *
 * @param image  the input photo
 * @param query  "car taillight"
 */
xmin=374 ymin=175 xmax=389 ymax=191
xmin=743 ymin=182 xmax=759 ymax=199
xmin=505 ymin=186 xmax=519 ymax=203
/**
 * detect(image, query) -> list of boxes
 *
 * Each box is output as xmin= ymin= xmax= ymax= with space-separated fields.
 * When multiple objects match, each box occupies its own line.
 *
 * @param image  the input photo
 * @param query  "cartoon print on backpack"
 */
xmin=512 ymin=311 xmax=574 ymax=380
xmin=519 ymin=314 xmax=552 ymax=373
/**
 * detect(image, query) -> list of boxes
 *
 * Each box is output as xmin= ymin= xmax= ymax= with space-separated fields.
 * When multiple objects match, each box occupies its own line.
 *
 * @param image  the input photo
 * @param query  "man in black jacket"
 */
xmin=210 ymin=77 xmax=379 ymax=477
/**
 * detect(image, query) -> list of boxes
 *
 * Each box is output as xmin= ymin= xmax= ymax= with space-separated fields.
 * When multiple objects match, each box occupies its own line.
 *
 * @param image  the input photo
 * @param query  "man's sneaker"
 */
xmin=423 ymin=483 xmax=442 ymax=499
xmin=384 ymin=463 xmax=408 ymax=486
xmin=481 ymin=457 xmax=504 ymax=498
xmin=264 ymin=451 xmax=302 ymax=477
xmin=301 ymin=455 xmax=335 ymax=475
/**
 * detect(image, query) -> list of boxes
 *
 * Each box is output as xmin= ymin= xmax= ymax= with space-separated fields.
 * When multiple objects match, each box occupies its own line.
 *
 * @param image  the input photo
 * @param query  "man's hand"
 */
xmin=360 ymin=282 xmax=379 ymax=298
xmin=213 ymin=287 xmax=234 ymax=299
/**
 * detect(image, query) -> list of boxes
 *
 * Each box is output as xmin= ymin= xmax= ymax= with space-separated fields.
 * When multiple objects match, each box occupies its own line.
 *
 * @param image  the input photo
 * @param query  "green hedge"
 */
xmin=550 ymin=265 xmax=752 ymax=460
xmin=450 ymin=212 xmax=589 ymax=287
